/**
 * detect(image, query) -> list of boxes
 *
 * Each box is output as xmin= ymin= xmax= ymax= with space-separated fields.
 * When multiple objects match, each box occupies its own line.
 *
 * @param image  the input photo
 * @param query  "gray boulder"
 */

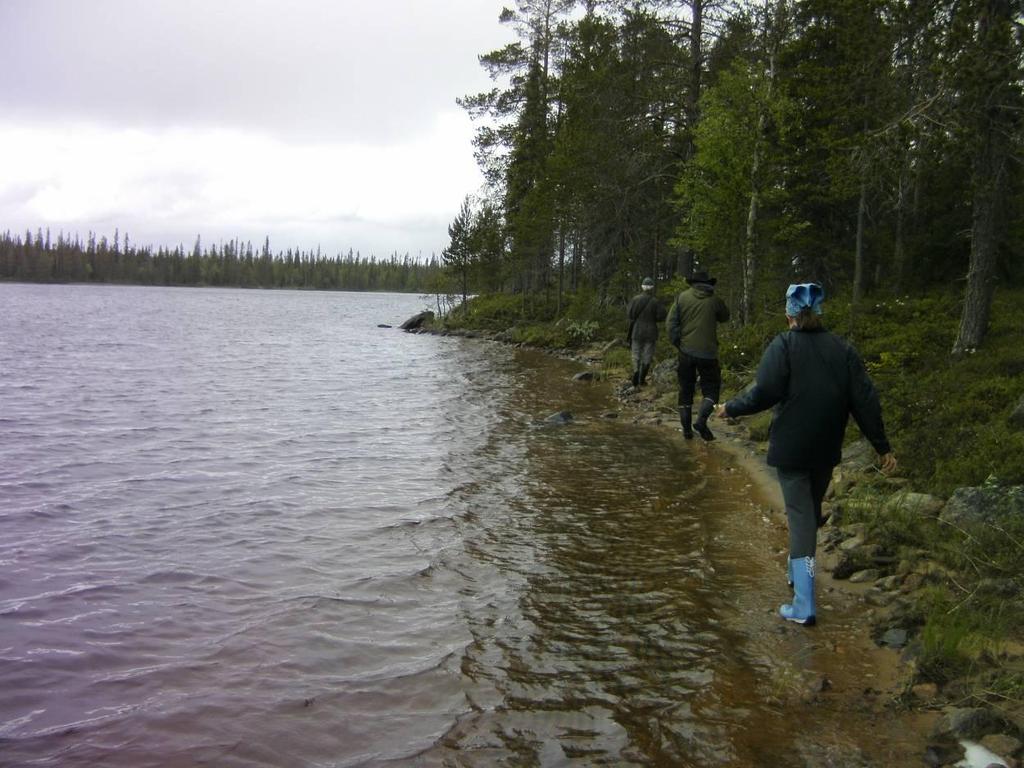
xmin=399 ymin=310 xmax=435 ymax=330
xmin=840 ymin=438 xmax=878 ymax=471
xmin=542 ymin=410 xmax=574 ymax=426
xmin=880 ymin=628 xmax=909 ymax=649
xmin=884 ymin=491 xmax=946 ymax=518
xmin=940 ymin=485 xmax=1024 ymax=527
xmin=932 ymin=707 xmax=1006 ymax=740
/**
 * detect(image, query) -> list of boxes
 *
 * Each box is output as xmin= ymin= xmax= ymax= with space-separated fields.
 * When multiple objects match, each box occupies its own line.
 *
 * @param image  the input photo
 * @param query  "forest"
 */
xmin=441 ymin=0 xmax=1022 ymax=354
xmin=0 ymin=229 xmax=442 ymax=293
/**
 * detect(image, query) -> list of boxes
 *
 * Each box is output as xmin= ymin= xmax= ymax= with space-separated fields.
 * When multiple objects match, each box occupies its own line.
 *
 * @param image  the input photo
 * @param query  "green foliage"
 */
xmin=603 ymin=345 xmax=633 ymax=377
xmin=841 ymin=480 xmax=1024 ymax=684
xmin=916 ymin=588 xmax=989 ymax=683
xmin=452 ymin=292 xmax=524 ymax=329
xmin=745 ymin=411 xmax=773 ymax=443
xmin=511 ymin=323 xmax=571 ymax=348
xmin=566 ymin=319 xmax=598 ymax=345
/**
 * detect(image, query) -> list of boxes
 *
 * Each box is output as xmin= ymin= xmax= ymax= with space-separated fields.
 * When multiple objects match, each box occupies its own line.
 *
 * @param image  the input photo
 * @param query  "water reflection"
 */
xmin=0 ymin=287 xmax=925 ymax=767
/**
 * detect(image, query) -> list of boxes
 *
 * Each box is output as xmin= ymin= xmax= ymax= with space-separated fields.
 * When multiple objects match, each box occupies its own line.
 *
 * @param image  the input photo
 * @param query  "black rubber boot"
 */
xmin=693 ymin=398 xmax=715 ymax=441
xmin=631 ymin=369 xmax=640 ymax=387
xmin=679 ymin=405 xmax=693 ymax=440
xmin=638 ymin=363 xmax=649 ymax=386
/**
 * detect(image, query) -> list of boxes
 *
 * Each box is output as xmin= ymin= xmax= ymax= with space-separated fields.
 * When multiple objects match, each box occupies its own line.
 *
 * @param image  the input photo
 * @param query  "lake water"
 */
xmin=0 ymin=284 xmax=927 ymax=767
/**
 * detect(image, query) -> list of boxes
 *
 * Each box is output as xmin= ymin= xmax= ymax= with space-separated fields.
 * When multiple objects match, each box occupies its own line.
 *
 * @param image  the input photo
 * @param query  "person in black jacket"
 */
xmin=715 ymin=283 xmax=896 ymax=626
xmin=627 ymin=277 xmax=667 ymax=387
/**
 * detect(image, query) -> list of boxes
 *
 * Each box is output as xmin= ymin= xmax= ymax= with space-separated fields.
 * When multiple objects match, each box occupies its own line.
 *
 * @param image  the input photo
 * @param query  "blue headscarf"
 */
xmin=786 ymin=283 xmax=824 ymax=317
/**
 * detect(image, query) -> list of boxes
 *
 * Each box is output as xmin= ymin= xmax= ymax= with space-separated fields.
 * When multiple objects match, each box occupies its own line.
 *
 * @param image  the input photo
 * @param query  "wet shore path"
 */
xmin=421 ymin=343 xmax=932 ymax=767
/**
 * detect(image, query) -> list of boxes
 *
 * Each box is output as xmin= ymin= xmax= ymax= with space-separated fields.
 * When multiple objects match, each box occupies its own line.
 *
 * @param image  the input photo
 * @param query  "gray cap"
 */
xmin=641 ymin=277 xmax=654 ymax=289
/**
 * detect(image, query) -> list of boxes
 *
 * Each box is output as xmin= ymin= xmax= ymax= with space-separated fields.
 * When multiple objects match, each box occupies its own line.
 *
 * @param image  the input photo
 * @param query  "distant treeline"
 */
xmin=0 ymin=229 xmax=442 ymax=293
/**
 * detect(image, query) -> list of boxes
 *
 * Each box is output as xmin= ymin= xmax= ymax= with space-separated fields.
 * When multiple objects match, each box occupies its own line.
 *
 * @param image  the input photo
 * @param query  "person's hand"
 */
xmin=879 ymin=452 xmax=897 ymax=474
xmin=714 ymin=404 xmax=728 ymax=419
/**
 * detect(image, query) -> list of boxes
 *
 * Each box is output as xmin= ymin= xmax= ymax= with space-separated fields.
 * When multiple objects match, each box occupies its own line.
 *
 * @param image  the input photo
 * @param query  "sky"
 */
xmin=0 ymin=0 xmax=513 ymax=259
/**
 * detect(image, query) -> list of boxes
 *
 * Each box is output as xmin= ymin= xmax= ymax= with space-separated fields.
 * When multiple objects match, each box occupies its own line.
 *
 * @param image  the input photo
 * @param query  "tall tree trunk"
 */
xmin=743 ymin=181 xmax=759 ymax=326
xmin=675 ymin=0 xmax=703 ymax=282
xmin=557 ymin=226 xmax=565 ymax=314
xmin=687 ymin=0 xmax=703 ymax=133
xmin=849 ymin=178 xmax=868 ymax=337
xmin=891 ymin=168 xmax=907 ymax=294
xmin=677 ymin=250 xmax=694 ymax=279
xmin=951 ymin=0 xmax=1013 ymax=355
xmin=651 ymin=229 xmax=659 ymax=282
xmin=953 ymin=139 xmax=1006 ymax=354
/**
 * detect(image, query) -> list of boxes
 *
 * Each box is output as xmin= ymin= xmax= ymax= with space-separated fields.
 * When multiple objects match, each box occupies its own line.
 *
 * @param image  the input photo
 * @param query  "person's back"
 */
xmin=669 ymin=284 xmax=729 ymax=358
xmin=628 ymin=291 xmax=665 ymax=344
xmin=627 ymin=277 xmax=666 ymax=387
xmin=717 ymin=282 xmax=895 ymax=627
xmin=733 ymin=326 xmax=889 ymax=469
xmin=667 ymin=271 xmax=730 ymax=440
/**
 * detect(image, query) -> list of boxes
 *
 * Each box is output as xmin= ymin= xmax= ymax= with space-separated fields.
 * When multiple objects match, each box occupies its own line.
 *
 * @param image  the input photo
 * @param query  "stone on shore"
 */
xmin=542 ymin=410 xmax=574 ymax=426
xmin=399 ymin=310 xmax=435 ymax=330
xmin=884 ymin=491 xmax=946 ymax=517
xmin=932 ymin=707 xmax=1006 ymax=740
xmin=840 ymin=438 xmax=879 ymax=471
xmin=940 ymin=485 xmax=1024 ymax=527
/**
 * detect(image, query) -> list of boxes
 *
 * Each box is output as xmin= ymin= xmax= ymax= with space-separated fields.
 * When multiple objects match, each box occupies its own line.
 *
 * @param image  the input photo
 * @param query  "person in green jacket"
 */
xmin=667 ymin=270 xmax=730 ymax=440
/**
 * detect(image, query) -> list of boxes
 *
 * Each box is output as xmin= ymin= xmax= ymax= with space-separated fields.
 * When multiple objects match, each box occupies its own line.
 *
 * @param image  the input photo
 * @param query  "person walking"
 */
xmin=626 ymin=277 xmax=667 ymax=387
xmin=714 ymin=283 xmax=897 ymax=626
xmin=667 ymin=270 xmax=730 ymax=440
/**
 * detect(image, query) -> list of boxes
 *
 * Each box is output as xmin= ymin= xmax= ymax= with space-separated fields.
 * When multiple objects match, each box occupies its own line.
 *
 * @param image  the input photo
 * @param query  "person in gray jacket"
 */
xmin=667 ymin=270 xmax=730 ymax=439
xmin=627 ymin=277 xmax=667 ymax=387
xmin=715 ymin=283 xmax=897 ymax=626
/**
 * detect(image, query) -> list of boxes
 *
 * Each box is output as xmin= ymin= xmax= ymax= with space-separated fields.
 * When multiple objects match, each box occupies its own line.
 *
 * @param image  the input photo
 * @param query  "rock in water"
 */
xmin=543 ymin=411 xmax=574 ymax=426
xmin=399 ymin=311 xmax=435 ymax=330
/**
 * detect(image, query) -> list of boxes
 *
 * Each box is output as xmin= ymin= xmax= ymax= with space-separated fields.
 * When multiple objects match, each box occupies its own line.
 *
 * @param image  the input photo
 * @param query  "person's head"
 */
xmin=641 ymin=277 xmax=655 ymax=292
xmin=686 ymin=270 xmax=717 ymax=288
xmin=785 ymin=283 xmax=824 ymax=329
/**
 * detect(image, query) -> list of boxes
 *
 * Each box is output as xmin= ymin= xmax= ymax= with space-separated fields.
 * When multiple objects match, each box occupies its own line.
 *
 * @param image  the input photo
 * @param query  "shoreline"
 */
xmin=411 ymin=306 xmax=1024 ymax=767
xmin=417 ymin=325 xmax=1012 ymax=765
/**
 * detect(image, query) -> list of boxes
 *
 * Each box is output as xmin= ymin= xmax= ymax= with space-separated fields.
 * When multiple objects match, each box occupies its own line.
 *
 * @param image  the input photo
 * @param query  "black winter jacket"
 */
xmin=724 ymin=328 xmax=891 ymax=469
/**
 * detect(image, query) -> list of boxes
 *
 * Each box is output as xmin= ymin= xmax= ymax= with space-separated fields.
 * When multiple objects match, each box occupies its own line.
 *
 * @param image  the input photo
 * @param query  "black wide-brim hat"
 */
xmin=686 ymin=270 xmax=717 ymax=286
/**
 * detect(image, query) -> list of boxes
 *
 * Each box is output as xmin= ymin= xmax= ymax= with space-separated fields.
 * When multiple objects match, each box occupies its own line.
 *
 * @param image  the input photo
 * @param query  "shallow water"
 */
xmin=0 ymin=284 xmax=925 ymax=767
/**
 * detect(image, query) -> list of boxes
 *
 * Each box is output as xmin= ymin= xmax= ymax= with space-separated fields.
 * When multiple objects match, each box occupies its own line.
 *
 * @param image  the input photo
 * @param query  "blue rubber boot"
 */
xmin=780 ymin=556 xmax=816 ymax=626
xmin=786 ymin=558 xmax=793 ymax=588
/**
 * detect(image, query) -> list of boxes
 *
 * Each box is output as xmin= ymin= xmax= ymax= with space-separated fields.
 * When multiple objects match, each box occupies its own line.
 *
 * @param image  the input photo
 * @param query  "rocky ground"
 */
xmin=604 ymin=352 xmax=1024 ymax=768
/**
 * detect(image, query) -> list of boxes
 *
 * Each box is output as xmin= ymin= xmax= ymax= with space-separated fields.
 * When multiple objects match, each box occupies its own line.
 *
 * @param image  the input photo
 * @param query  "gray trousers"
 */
xmin=631 ymin=339 xmax=655 ymax=369
xmin=776 ymin=466 xmax=833 ymax=559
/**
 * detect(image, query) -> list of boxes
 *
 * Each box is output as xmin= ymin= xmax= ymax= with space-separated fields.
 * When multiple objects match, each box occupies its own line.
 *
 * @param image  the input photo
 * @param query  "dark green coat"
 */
xmin=667 ymin=285 xmax=730 ymax=358
xmin=627 ymin=292 xmax=667 ymax=344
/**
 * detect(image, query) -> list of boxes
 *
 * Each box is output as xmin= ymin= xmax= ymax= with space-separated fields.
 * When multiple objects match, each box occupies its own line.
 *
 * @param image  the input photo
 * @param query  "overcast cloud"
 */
xmin=0 ymin=0 xmax=511 ymax=258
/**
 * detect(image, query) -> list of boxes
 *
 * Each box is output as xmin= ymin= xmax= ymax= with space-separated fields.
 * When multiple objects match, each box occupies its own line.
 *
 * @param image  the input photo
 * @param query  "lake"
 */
xmin=0 ymin=284 xmax=927 ymax=767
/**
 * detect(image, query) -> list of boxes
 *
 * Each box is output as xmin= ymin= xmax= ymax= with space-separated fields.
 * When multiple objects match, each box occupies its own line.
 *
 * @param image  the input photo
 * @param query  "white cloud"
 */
xmin=0 ymin=112 xmax=483 ymax=255
xmin=0 ymin=0 xmax=513 ymax=256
